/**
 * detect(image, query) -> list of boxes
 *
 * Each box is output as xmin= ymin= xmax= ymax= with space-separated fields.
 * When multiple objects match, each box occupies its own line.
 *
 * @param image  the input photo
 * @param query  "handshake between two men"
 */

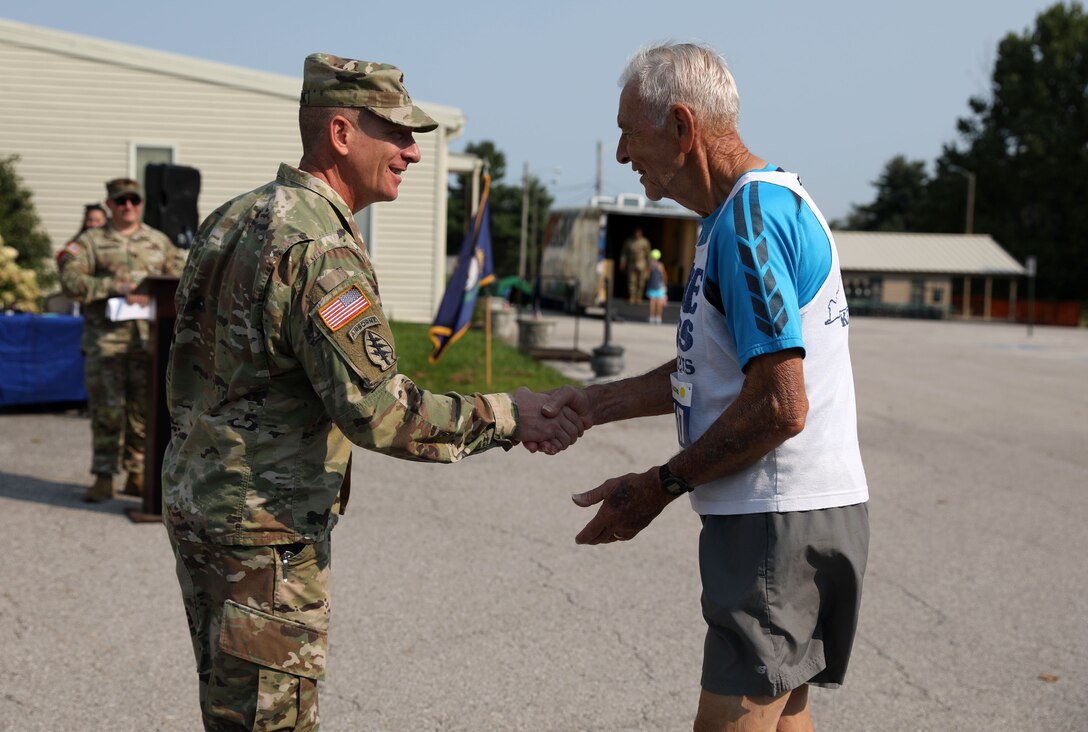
xmin=509 ymin=379 xmax=680 ymax=549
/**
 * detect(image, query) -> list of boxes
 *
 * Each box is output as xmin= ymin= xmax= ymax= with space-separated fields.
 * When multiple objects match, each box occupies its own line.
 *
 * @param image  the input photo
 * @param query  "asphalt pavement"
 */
xmin=1 ymin=314 xmax=1086 ymax=731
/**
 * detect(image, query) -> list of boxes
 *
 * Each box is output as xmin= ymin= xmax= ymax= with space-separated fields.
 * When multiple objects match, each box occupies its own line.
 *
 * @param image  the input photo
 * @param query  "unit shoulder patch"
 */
xmin=362 ymin=328 xmax=396 ymax=372
xmin=346 ymin=315 xmax=382 ymax=342
xmin=310 ymin=276 xmax=397 ymax=388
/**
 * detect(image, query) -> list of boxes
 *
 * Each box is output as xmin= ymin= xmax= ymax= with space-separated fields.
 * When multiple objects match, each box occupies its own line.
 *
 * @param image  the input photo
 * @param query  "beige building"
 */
xmin=0 ymin=18 xmax=469 ymax=322
xmin=834 ymin=231 xmax=1028 ymax=320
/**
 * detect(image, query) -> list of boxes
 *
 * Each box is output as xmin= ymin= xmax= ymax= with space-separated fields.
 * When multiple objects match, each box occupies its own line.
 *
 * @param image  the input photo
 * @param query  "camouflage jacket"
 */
xmin=163 ymin=164 xmax=519 ymax=546
xmin=621 ymin=236 xmax=652 ymax=271
xmin=57 ymin=224 xmax=186 ymax=353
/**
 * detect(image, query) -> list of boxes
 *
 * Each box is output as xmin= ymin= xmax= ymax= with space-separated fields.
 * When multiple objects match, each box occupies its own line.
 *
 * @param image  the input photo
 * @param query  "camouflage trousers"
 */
xmin=170 ymin=536 xmax=332 ymax=731
xmin=84 ymin=347 xmax=148 ymax=476
xmin=627 ymin=266 xmax=648 ymax=302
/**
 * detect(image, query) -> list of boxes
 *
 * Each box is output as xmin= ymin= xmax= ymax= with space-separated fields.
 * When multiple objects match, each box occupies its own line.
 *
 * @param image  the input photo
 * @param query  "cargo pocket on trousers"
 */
xmin=215 ymin=599 xmax=327 ymax=728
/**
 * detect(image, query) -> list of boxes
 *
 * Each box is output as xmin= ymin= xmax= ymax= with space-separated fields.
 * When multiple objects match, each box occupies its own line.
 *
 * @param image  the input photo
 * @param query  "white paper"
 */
xmin=106 ymin=296 xmax=152 ymax=322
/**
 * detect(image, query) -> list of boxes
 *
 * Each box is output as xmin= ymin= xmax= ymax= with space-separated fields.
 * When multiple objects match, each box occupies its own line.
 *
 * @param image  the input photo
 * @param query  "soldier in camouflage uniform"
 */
xmin=162 ymin=53 xmax=589 ymax=731
xmin=620 ymin=228 xmax=653 ymax=304
xmin=57 ymin=178 xmax=187 ymax=502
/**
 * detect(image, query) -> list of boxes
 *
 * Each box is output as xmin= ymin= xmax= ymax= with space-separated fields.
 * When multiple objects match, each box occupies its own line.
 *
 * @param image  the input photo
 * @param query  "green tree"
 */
xmin=446 ymin=140 xmax=553 ymax=280
xmin=932 ymin=2 xmax=1088 ymax=299
xmin=843 ymin=3 xmax=1088 ymax=301
xmin=841 ymin=156 xmax=931 ymax=231
xmin=0 ymin=155 xmax=54 ymax=288
xmin=447 ymin=140 xmax=506 ymax=253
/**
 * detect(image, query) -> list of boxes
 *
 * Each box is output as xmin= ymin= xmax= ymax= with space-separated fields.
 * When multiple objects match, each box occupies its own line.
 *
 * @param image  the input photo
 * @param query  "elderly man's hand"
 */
xmin=571 ymin=468 xmax=673 ymax=544
xmin=512 ymin=386 xmax=592 ymax=455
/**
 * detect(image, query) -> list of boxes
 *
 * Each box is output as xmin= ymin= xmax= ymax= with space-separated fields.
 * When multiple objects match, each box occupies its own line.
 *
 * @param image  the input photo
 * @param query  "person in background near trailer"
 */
xmin=645 ymin=248 xmax=668 ymax=323
xmin=538 ymin=42 xmax=870 ymax=731
xmin=620 ymin=226 xmax=652 ymax=303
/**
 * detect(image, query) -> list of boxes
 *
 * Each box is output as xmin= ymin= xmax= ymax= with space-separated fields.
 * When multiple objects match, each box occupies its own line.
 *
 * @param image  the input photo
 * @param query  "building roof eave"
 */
xmin=833 ymin=230 xmax=1027 ymax=277
xmin=0 ymin=17 xmax=465 ymax=131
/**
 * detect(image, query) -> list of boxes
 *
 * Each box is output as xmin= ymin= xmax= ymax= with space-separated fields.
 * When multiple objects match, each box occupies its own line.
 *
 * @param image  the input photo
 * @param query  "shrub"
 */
xmin=0 ymin=155 xmax=54 ymax=290
xmin=0 ymin=235 xmax=41 ymax=312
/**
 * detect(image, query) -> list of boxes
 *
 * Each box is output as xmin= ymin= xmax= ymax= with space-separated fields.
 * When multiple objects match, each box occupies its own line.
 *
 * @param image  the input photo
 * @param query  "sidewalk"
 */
xmin=518 ymin=308 xmax=678 ymax=384
xmin=2 ymin=316 xmax=1086 ymax=731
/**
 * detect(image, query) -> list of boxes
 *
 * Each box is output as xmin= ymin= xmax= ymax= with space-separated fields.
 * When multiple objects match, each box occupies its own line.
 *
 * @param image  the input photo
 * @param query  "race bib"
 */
xmin=671 ymin=373 xmax=693 ymax=447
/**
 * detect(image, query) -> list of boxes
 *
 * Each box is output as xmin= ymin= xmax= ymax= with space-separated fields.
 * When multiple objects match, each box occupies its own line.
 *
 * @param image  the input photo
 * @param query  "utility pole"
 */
xmin=964 ymin=170 xmax=976 ymax=234
xmin=519 ymin=162 xmax=529 ymax=280
xmin=949 ymin=165 xmax=976 ymax=234
xmin=595 ymin=140 xmax=603 ymax=198
xmin=528 ymin=179 xmax=538 ymax=285
xmin=1025 ymin=255 xmax=1037 ymax=337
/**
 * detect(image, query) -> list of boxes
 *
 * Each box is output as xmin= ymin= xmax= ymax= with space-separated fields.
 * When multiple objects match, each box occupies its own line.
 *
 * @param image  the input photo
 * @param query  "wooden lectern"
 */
xmin=127 ymin=275 xmax=179 ymax=523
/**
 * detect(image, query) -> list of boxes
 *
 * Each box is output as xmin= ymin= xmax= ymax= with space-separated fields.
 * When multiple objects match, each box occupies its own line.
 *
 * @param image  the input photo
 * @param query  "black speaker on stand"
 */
xmin=143 ymin=163 xmax=201 ymax=249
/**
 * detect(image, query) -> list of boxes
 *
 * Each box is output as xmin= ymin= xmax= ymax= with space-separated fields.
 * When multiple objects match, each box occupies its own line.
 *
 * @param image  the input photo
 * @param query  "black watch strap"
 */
xmin=658 ymin=463 xmax=693 ymax=496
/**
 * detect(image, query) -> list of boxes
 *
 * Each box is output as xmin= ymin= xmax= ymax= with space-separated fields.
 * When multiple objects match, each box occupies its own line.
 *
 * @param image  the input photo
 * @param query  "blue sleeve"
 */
xmin=708 ymin=181 xmax=831 ymax=369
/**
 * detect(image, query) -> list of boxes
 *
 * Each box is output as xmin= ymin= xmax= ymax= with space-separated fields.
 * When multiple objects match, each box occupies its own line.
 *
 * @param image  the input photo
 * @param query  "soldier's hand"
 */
xmin=571 ymin=468 xmax=673 ymax=545
xmin=512 ymin=386 xmax=588 ymax=455
xmin=518 ymin=385 xmax=593 ymax=454
xmin=126 ymin=294 xmax=150 ymax=307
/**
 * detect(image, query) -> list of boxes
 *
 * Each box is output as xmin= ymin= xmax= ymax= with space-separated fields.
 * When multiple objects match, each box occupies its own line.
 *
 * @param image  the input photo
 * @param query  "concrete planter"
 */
xmin=516 ymin=318 xmax=555 ymax=352
xmin=490 ymin=306 xmax=516 ymax=342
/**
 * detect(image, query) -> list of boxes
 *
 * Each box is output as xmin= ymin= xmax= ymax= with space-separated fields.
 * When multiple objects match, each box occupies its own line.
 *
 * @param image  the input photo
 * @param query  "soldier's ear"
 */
xmin=329 ymin=114 xmax=354 ymax=157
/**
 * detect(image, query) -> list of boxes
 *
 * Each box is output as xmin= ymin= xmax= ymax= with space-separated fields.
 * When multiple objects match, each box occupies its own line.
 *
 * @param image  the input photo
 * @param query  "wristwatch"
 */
xmin=658 ymin=463 xmax=693 ymax=496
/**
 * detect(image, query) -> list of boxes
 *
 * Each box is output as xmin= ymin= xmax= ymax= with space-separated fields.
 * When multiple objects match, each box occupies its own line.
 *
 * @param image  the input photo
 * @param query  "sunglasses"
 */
xmin=112 ymin=195 xmax=142 ymax=206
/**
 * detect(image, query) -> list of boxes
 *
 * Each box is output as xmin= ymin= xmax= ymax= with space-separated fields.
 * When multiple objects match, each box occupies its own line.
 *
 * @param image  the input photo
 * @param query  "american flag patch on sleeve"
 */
xmin=319 ymin=285 xmax=372 ymax=331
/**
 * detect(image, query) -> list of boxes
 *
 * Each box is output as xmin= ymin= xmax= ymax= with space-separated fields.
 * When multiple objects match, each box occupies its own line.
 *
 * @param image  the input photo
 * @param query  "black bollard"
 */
xmin=591 ymin=279 xmax=625 ymax=377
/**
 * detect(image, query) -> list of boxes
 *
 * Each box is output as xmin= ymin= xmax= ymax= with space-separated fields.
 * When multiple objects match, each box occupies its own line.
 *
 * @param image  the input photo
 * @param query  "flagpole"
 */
xmin=479 ymin=171 xmax=493 ymax=385
xmin=485 ymin=292 xmax=492 ymax=385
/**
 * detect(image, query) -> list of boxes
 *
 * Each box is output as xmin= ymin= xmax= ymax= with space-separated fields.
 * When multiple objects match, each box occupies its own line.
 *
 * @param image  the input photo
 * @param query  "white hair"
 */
xmin=619 ymin=43 xmax=740 ymax=130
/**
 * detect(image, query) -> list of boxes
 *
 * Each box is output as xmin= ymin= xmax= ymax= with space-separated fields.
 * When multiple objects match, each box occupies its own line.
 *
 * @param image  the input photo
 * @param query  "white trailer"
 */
xmin=539 ymin=194 xmax=701 ymax=311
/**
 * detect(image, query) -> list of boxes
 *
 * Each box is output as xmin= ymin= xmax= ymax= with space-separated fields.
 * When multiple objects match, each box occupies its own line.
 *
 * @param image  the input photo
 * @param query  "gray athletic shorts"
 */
xmin=699 ymin=503 xmax=869 ymax=697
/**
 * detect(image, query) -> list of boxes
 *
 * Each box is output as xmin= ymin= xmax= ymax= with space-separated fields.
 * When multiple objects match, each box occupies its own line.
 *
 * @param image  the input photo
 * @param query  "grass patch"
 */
xmin=389 ymin=320 xmax=581 ymax=394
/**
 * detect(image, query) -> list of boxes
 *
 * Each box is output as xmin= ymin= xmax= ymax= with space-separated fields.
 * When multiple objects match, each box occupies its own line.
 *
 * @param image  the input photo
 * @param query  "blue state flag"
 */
xmin=428 ymin=178 xmax=495 ymax=363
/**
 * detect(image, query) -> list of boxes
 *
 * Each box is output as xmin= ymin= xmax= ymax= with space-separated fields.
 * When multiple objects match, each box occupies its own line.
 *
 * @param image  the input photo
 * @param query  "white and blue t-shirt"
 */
xmin=673 ymin=166 xmax=868 ymax=515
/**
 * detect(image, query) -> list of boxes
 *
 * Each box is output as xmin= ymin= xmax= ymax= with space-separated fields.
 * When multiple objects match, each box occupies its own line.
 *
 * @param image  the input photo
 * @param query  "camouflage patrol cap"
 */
xmin=300 ymin=53 xmax=439 ymax=132
xmin=106 ymin=178 xmax=140 ymax=199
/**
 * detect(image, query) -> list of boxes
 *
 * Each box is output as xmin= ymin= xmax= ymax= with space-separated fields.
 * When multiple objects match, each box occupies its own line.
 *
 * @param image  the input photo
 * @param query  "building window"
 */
xmin=130 ymin=144 xmax=176 ymax=194
xmin=910 ymin=279 xmax=924 ymax=305
xmin=846 ymin=277 xmax=881 ymax=302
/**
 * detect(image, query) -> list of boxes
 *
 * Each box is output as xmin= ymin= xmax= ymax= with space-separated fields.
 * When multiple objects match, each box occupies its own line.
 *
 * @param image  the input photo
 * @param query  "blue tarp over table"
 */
xmin=0 ymin=313 xmax=87 ymax=407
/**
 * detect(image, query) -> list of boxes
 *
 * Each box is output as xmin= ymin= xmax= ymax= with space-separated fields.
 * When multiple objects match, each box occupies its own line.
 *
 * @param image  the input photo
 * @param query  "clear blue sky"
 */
xmin=2 ymin=0 xmax=1064 ymax=220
